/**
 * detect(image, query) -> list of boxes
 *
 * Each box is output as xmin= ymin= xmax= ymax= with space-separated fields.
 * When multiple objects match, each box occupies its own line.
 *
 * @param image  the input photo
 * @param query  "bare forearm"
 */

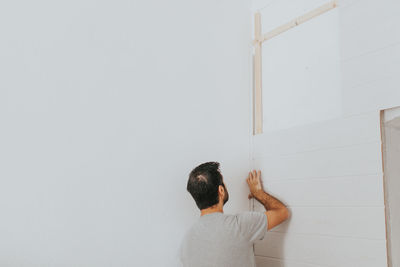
xmin=254 ymin=191 xmax=286 ymax=211
xmin=247 ymin=170 xmax=290 ymax=228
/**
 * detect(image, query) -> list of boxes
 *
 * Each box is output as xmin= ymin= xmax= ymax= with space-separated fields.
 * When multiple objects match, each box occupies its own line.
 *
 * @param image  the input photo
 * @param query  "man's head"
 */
xmin=187 ymin=161 xmax=229 ymax=210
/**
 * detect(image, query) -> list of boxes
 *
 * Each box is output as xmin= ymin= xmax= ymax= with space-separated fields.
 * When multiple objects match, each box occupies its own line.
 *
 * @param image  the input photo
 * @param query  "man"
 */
xmin=180 ymin=162 xmax=289 ymax=267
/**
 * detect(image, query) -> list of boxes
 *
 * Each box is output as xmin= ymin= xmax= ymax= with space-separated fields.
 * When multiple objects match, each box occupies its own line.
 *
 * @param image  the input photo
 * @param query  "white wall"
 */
xmin=0 ymin=1 xmax=252 ymax=266
xmin=340 ymin=0 xmax=400 ymax=115
xmin=259 ymin=0 xmax=342 ymax=132
xmin=252 ymin=112 xmax=387 ymax=267
xmin=251 ymin=0 xmax=400 ymax=266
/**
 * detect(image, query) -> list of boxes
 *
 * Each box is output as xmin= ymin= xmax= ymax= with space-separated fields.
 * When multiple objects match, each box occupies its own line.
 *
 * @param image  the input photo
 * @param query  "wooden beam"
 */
xmin=254 ymin=12 xmax=263 ymax=135
xmin=251 ymin=1 xmax=337 ymax=135
xmin=380 ymin=110 xmax=393 ymax=267
xmin=255 ymin=0 xmax=337 ymax=43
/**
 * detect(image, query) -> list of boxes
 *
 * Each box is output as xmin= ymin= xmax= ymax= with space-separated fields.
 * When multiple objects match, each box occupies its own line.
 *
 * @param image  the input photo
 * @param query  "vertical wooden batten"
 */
xmin=253 ymin=12 xmax=263 ymax=135
xmin=251 ymin=1 xmax=337 ymax=135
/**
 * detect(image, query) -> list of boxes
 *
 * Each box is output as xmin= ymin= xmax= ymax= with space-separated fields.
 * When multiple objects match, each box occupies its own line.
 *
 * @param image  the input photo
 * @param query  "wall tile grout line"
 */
xmin=340 ymin=40 xmax=400 ymax=63
xmin=267 ymin=230 xmax=387 ymax=241
xmin=254 ymin=140 xmax=381 ymax=159
xmin=263 ymin=172 xmax=381 ymax=182
xmin=255 ymin=254 xmax=334 ymax=267
xmin=259 ymin=172 xmax=382 ymax=183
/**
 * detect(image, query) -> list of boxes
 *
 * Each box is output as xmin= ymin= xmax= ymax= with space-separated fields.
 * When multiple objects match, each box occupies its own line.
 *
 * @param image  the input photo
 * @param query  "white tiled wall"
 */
xmin=252 ymin=112 xmax=387 ymax=266
xmin=251 ymin=0 xmax=400 ymax=266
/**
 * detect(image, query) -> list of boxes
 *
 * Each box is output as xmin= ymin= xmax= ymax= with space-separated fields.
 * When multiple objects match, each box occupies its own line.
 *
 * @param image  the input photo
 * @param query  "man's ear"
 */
xmin=218 ymin=185 xmax=225 ymax=196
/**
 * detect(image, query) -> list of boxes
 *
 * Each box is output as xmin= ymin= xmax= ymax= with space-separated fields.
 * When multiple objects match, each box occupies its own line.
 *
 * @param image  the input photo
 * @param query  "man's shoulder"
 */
xmin=204 ymin=211 xmax=265 ymax=223
xmin=184 ymin=212 xmax=265 ymax=234
xmin=229 ymin=211 xmax=266 ymax=220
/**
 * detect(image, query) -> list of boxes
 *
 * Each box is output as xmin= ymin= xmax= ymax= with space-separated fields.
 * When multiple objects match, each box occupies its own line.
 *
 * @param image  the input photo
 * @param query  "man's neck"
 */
xmin=200 ymin=204 xmax=223 ymax=216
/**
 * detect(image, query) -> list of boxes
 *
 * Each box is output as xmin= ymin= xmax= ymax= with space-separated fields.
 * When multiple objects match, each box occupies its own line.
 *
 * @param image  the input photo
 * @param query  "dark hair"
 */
xmin=187 ymin=161 xmax=223 ymax=210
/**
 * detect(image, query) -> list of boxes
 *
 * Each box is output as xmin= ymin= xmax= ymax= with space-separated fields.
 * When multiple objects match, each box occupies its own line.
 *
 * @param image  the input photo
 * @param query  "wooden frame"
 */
xmin=252 ymin=0 xmax=337 ymax=135
xmin=380 ymin=107 xmax=400 ymax=267
xmin=253 ymin=12 xmax=263 ymax=135
xmin=380 ymin=110 xmax=391 ymax=267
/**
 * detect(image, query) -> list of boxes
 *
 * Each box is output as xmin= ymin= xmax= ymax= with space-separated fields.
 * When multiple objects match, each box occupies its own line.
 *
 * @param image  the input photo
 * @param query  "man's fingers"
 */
xmin=248 ymin=170 xmax=262 ymax=184
xmin=247 ymin=172 xmax=252 ymax=180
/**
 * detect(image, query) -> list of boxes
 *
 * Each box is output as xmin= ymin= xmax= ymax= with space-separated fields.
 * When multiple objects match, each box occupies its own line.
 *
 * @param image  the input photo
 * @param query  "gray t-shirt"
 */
xmin=180 ymin=211 xmax=268 ymax=267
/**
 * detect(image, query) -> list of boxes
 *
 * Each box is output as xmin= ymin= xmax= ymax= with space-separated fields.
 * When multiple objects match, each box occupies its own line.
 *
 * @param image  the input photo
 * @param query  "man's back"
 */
xmin=180 ymin=211 xmax=267 ymax=267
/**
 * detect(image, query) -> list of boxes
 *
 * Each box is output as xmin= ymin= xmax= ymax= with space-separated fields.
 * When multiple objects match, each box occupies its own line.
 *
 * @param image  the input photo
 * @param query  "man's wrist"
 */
xmin=253 ymin=190 xmax=264 ymax=200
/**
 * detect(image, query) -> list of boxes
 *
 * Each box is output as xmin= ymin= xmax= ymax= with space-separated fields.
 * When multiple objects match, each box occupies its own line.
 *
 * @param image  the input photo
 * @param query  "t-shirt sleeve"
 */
xmin=236 ymin=211 xmax=268 ymax=243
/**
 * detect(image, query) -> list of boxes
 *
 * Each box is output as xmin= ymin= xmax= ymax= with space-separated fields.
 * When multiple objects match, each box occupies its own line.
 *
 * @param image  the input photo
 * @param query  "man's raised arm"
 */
xmin=246 ymin=170 xmax=290 ymax=230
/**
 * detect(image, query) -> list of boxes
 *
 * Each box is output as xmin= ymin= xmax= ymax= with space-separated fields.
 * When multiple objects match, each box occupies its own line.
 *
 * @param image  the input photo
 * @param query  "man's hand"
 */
xmin=246 ymin=170 xmax=263 ymax=199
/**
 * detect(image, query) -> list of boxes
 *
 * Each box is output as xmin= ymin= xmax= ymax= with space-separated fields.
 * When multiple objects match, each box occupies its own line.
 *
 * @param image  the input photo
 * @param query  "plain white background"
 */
xmin=0 ymin=1 xmax=253 ymax=266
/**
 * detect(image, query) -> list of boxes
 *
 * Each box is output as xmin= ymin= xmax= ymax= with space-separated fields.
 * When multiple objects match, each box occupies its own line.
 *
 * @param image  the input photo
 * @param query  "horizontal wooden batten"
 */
xmin=254 ymin=232 xmax=387 ymax=266
xmin=255 ymin=1 xmax=337 ymax=43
